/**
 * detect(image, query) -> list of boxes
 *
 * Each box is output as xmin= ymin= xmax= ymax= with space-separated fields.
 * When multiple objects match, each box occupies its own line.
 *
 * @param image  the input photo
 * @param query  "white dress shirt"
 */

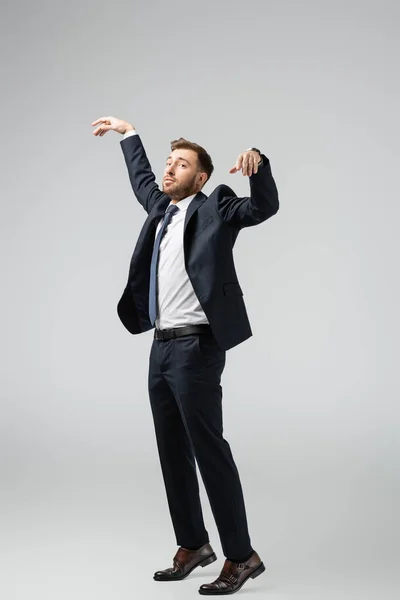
xmin=123 ymin=129 xmax=209 ymax=330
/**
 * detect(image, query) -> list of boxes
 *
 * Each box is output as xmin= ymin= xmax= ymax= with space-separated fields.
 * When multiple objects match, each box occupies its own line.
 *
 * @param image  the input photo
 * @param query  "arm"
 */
xmin=120 ymin=133 xmax=168 ymax=214
xmin=216 ymin=151 xmax=279 ymax=228
xmin=91 ymin=115 xmax=167 ymax=214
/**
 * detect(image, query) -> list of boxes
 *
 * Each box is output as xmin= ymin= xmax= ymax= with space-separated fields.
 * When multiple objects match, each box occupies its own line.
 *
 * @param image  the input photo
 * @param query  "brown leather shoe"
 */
xmin=153 ymin=543 xmax=217 ymax=581
xmin=198 ymin=550 xmax=265 ymax=595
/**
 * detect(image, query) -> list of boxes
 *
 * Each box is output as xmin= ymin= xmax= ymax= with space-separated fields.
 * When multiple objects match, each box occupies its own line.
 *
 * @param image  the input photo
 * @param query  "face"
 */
xmin=162 ymin=148 xmax=207 ymax=201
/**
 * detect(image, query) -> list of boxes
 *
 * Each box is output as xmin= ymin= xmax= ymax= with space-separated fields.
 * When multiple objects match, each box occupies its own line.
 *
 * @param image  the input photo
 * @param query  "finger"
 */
xmin=92 ymin=125 xmax=104 ymax=136
xmin=99 ymin=125 xmax=110 ymax=136
xmin=247 ymin=154 xmax=257 ymax=176
xmin=91 ymin=117 xmax=108 ymax=126
xmin=236 ymin=155 xmax=243 ymax=173
xmin=229 ymin=166 xmax=238 ymax=173
xmin=246 ymin=155 xmax=254 ymax=176
xmin=93 ymin=124 xmax=110 ymax=136
xmin=242 ymin=155 xmax=250 ymax=176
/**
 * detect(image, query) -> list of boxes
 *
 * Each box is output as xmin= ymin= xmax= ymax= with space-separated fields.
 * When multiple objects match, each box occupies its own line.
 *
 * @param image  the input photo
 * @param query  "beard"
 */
xmin=162 ymin=174 xmax=198 ymax=201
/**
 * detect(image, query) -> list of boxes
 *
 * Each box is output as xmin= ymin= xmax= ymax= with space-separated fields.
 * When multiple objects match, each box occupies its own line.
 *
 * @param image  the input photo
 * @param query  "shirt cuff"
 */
xmin=123 ymin=129 xmax=138 ymax=139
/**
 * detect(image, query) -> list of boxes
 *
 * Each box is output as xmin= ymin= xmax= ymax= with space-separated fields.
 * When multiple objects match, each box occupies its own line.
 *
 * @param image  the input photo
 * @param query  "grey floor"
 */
xmin=4 ymin=464 xmax=399 ymax=600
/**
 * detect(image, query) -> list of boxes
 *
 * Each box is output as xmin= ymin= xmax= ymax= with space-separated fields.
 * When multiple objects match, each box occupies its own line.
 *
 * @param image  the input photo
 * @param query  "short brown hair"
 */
xmin=170 ymin=137 xmax=214 ymax=186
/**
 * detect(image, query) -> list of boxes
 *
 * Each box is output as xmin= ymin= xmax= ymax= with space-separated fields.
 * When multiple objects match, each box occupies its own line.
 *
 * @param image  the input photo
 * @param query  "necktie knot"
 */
xmin=166 ymin=204 xmax=179 ymax=216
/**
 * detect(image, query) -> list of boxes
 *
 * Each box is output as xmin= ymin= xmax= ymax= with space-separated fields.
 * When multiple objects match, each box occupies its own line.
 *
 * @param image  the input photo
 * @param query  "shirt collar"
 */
xmin=167 ymin=193 xmax=197 ymax=213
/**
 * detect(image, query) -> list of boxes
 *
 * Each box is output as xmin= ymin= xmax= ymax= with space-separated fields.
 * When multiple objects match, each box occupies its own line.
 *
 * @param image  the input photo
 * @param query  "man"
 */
xmin=91 ymin=115 xmax=279 ymax=595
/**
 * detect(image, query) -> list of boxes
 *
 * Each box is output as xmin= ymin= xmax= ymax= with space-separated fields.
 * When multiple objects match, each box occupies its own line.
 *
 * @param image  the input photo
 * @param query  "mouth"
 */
xmin=164 ymin=178 xmax=175 ymax=183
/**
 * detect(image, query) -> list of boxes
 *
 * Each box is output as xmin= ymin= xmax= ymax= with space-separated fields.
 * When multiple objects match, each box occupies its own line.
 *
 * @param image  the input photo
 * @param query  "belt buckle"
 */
xmin=155 ymin=328 xmax=170 ymax=341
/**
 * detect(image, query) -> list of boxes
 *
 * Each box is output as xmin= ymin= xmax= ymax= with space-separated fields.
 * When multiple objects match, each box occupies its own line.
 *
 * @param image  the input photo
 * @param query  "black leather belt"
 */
xmin=154 ymin=324 xmax=212 ymax=341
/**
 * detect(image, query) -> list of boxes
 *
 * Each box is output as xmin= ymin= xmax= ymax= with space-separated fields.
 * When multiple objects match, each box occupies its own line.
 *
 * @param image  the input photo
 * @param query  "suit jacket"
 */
xmin=117 ymin=134 xmax=279 ymax=351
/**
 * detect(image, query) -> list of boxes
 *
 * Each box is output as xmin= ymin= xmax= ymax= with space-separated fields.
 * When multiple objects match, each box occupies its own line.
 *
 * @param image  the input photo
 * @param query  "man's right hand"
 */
xmin=91 ymin=116 xmax=135 ymax=137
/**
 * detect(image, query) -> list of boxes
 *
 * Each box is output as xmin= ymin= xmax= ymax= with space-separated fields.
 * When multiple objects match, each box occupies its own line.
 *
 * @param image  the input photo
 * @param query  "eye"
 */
xmin=180 ymin=164 xmax=186 ymax=167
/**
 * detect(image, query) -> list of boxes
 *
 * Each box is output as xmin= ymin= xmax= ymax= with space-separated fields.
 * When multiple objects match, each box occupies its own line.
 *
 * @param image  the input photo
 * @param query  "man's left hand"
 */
xmin=229 ymin=150 xmax=261 ymax=177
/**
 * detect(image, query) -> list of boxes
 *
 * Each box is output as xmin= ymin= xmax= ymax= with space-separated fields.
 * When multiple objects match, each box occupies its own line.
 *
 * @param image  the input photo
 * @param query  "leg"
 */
xmin=165 ymin=333 xmax=253 ymax=560
xmin=148 ymin=338 xmax=209 ymax=548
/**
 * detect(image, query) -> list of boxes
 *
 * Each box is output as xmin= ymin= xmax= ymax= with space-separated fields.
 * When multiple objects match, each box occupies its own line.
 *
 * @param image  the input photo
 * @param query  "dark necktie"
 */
xmin=149 ymin=204 xmax=180 ymax=326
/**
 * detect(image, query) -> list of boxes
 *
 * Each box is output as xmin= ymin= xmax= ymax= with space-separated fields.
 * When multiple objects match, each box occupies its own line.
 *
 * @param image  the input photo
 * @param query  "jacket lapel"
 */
xmin=147 ymin=190 xmax=207 ymax=236
xmin=184 ymin=191 xmax=207 ymax=235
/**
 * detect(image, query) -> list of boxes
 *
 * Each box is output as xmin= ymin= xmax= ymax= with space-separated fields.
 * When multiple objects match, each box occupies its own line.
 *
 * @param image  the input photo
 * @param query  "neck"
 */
xmin=171 ymin=191 xmax=199 ymax=204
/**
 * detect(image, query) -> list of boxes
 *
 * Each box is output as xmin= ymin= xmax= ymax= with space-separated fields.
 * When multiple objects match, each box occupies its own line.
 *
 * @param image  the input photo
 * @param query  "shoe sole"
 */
xmin=153 ymin=553 xmax=218 ymax=581
xmin=198 ymin=561 xmax=266 ymax=595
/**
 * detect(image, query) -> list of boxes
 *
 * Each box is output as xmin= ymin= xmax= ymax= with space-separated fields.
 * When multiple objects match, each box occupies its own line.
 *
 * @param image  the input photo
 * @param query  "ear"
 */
xmin=199 ymin=172 xmax=207 ymax=186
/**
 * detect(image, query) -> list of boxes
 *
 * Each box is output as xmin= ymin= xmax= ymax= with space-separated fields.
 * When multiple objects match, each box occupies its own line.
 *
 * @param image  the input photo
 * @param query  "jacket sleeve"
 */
xmin=120 ymin=134 xmax=169 ymax=214
xmin=215 ymin=155 xmax=279 ymax=228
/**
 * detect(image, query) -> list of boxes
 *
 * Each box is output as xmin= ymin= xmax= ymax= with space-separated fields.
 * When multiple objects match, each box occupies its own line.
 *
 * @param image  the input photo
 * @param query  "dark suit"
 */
xmin=117 ymin=134 xmax=279 ymax=560
xmin=117 ymin=134 xmax=279 ymax=351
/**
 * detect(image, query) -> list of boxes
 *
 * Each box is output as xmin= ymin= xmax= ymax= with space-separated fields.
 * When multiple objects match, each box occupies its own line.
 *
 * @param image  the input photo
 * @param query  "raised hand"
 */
xmin=91 ymin=116 xmax=135 ymax=137
xmin=229 ymin=150 xmax=261 ymax=176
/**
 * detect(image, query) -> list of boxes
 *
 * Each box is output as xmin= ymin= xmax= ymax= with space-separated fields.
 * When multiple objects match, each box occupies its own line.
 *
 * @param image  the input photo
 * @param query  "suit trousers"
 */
xmin=147 ymin=329 xmax=253 ymax=560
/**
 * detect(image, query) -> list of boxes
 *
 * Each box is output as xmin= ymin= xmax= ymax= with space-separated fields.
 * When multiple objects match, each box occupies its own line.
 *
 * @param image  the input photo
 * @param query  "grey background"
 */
xmin=1 ymin=0 xmax=399 ymax=598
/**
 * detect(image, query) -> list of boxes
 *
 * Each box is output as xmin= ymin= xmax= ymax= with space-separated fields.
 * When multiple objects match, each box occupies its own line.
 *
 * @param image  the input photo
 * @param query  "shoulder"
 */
xmin=209 ymin=184 xmax=236 ymax=198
